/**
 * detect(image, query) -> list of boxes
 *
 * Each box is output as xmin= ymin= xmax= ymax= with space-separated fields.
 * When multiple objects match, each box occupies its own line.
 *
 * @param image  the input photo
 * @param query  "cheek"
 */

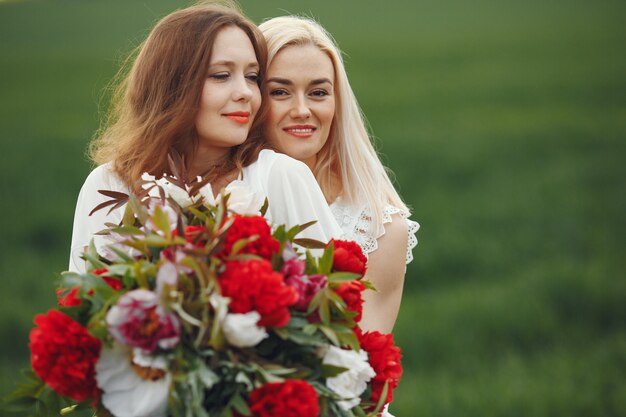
xmin=265 ymin=104 xmax=283 ymax=139
xmin=251 ymin=87 xmax=262 ymax=114
xmin=326 ymin=98 xmax=336 ymax=120
xmin=321 ymin=102 xmax=336 ymax=130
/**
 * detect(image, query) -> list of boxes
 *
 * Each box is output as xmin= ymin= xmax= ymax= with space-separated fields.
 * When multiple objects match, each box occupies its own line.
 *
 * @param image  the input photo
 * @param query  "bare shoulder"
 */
xmin=377 ymin=213 xmax=409 ymax=252
xmin=366 ymin=214 xmax=408 ymax=290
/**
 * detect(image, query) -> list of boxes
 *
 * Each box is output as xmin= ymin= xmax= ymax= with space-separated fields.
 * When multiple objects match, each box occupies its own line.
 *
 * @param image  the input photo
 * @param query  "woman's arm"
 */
xmin=68 ymin=165 xmax=126 ymax=273
xmin=359 ymin=214 xmax=409 ymax=334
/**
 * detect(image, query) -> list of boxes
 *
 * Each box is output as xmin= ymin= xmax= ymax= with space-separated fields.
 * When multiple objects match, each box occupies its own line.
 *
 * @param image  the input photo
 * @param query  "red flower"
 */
xmin=219 ymin=260 xmax=297 ymax=327
xmin=57 ymin=287 xmax=82 ymax=307
xmin=335 ymin=280 xmax=365 ymax=322
xmin=56 ymin=268 xmax=122 ymax=307
xmin=173 ymin=225 xmax=207 ymax=247
xmin=248 ymin=380 xmax=319 ymax=417
xmin=328 ymin=240 xmax=367 ymax=276
xmin=220 ymin=215 xmax=280 ymax=260
xmin=358 ymin=330 xmax=403 ymax=409
xmin=30 ymin=310 xmax=101 ymax=401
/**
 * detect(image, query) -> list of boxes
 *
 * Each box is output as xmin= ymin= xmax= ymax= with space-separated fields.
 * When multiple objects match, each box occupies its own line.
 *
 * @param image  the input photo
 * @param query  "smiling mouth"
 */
xmin=283 ymin=126 xmax=316 ymax=138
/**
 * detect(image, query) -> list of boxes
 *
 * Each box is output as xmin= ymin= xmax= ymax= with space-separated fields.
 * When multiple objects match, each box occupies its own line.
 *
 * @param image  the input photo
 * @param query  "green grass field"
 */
xmin=1 ymin=0 xmax=625 ymax=415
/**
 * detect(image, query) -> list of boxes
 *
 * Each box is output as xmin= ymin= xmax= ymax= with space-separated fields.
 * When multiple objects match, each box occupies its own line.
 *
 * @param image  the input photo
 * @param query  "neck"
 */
xmin=303 ymin=154 xmax=317 ymax=171
xmin=188 ymin=145 xmax=231 ymax=180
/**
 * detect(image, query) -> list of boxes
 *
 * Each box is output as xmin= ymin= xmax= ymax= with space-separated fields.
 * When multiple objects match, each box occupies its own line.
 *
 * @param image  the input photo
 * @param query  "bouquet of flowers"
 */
xmin=4 ymin=161 xmax=402 ymax=417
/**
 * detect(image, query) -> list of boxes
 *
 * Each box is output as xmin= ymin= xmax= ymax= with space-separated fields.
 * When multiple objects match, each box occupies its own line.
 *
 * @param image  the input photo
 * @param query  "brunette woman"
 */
xmin=69 ymin=4 xmax=341 ymax=273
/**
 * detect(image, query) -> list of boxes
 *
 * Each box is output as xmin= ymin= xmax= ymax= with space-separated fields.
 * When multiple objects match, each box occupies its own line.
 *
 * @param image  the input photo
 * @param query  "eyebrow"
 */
xmin=209 ymin=60 xmax=259 ymax=69
xmin=267 ymin=77 xmax=333 ymax=86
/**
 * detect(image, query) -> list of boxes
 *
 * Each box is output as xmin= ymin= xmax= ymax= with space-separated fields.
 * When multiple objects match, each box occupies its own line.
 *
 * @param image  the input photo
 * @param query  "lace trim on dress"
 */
xmin=330 ymin=200 xmax=419 ymax=264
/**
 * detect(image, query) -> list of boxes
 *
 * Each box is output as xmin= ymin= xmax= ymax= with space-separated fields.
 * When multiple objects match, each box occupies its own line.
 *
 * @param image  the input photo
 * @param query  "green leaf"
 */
xmin=328 ymin=272 xmax=361 ymax=283
xmin=130 ymin=194 xmax=149 ymax=223
xmin=284 ymin=329 xmax=327 ymax=346
xmin=259 ymin=197 xmax=269 ymax=216
xmin=321 ymin=364 xmax=349 ymax=378
xmin=303 ymin=323 xmax=318 ymax=335
xmin=219 ymin=407 xmax=233 ymax=417
xmin=362 ymin=280 xmax=377 ymax=291
xmin=122 ymin=202 xmax=136 ymax=226
xmin=319 ymin=324 xmax=339 ymax=345
xmin=272 ymin=225 xmax=286 ymax=242
xmin=318 ymin=244 xmax=334 ymax=275
xmin=188 ymin=207 xmax=208 ymax=222
xmin=144 ymin=234 xmax=171 ymax=247
xmin=109 ymin=225 xmax=144 ymax=236
xmin=352 ymin=405 xmax=367 ymax=417
xmin=229 ymin=393 xmax=250 ymax=416
xmin=151 ymin=205 xmax=172 ymax=238
xmin=337 ymin=331 xmax=360 ymax=351
xmin=319 ymin=302 xmax=331 ymax=326
xmin=304 ymin=250 xmax=318 ymax=274
xmin=230 ymin=236 xmax=258 ymax=256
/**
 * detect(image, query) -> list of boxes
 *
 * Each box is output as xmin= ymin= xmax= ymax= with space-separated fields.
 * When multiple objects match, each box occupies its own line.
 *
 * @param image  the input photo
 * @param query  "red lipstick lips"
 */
xmin=223 ymin=111 xmax=251 ymax=124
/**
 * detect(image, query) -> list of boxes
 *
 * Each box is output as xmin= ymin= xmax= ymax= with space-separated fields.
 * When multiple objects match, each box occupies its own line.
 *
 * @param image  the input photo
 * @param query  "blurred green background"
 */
xmin=1 ymin=0 xmax=625 ymax=415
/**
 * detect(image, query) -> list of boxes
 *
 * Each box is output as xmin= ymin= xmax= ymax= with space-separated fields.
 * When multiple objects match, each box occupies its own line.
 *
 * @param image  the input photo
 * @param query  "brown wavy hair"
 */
xmin=89 ymin=2 xmax=267 ymax=192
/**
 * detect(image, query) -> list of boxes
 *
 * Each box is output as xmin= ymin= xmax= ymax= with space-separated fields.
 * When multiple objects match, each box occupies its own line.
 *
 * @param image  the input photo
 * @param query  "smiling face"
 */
xmin=265 ymin=44 xmax=336 ymax=170
xmin=195 ymin=26 xmax=262 ymax=162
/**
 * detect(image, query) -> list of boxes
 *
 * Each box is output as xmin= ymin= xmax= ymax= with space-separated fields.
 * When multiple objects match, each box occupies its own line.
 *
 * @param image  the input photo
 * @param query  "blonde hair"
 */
xmin=89 ymin=2 xmax=267 ymax=192
xmin=260 ymin=16 xmax=409 ymax=235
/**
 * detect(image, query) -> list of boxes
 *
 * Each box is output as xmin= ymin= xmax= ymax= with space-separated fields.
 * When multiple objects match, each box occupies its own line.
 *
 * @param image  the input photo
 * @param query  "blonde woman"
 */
xmin=69 ymin=5 xmax=342 ymax=273
xmin=260 ymin=16 xmax=419 ymax=334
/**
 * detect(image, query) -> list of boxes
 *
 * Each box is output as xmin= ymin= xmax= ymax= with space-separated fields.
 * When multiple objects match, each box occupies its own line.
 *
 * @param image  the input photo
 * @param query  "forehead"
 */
xmin=268 ymin=44 xmax=334 ymax=79
xmin=210 ymin=25 xmax=258 ymax=64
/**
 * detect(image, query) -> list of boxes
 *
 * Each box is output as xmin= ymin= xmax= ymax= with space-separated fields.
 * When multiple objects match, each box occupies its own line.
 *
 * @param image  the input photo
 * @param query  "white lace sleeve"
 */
xmin=68 ymin=164 xmax=128 ymax=273
xmin=331 ymin=199 xmax=419 ymax=264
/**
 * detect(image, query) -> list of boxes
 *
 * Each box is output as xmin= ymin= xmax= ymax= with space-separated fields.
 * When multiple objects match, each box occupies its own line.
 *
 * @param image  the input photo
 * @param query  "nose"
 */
xmin=289 ymin=95 xmax=311 ymax=119
xmin=232 ymin=76 xmax=254 ymax=102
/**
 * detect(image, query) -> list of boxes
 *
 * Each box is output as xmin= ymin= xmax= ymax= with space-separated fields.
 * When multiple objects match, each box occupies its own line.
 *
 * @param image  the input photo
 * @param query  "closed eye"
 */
xmin=246 ymin=72 xmax=260 ymax=83
xmin=209 ymin=72 xmax=229 ymax=80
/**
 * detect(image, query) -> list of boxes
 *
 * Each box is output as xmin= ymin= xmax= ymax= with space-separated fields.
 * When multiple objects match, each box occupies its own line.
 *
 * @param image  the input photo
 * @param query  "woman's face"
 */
xmin=265 ymin=44 xmax=336 ymax=170
xmin=195 ymin=26 xmax=261 ymax=155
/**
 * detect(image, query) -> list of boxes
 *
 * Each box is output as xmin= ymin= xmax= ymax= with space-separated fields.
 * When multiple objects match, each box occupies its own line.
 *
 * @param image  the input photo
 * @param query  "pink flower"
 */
xmin=285 ymin=273 xmax=327 ymax=312
xmin=106 ymin=289 xmax=180 ymax=353
xmin=281 ymin=258 xmax=305 ymax=282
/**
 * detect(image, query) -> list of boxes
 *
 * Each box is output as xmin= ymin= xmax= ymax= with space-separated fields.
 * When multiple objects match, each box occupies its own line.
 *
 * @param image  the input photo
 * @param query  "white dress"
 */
xmin=69 ymin=149 xmax=343 ymax=273
xmin=330 ymin=196 xmax=419 ymax=264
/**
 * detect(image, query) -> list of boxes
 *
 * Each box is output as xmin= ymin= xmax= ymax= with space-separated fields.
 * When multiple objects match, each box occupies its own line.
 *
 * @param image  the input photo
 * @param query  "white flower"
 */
xmin=219 ymin=180 xmax=264 ymax=215
xmin=141 ymin=172 xmax=157 ymax=183
xmin=96 ymin=344 xmax=170 ymax=417
xmin=323 ymin=345 xmax=375 ymax=410
xmin=209 ymin=293 xmax=230 ymax=324
xmin=157 ymin=178 xmax=195 ymax=208
xmin=222 ymin=311 xmax=268 ymax=347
